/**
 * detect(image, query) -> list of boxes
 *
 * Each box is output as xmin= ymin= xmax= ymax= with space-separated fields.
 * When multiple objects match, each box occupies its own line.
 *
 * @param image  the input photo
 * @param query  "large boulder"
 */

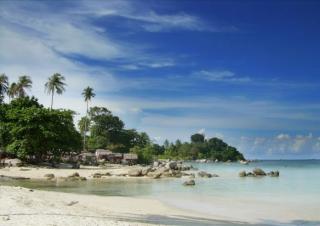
xmin=166 ymin=161 xmax=177 ymax=170
xmin=253 ymin=168 xmax=266 ymax=176
xmin=128 ymin=168 xmax=142 ymax=177
xmin=183 ymin=179 xmax=195 ymax=186
xmin=141 ymin=167 xmax=152 ymax=176
xmin=239 ymin=171 xmax=247 ymax=177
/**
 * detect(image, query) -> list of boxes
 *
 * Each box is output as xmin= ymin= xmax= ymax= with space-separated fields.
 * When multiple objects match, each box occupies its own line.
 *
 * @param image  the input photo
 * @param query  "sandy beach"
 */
xmin=0 ymin=185 xmax=241 ymax=226
xmin=0 ymin=165 xmax=147 ymax=180
xmin=1 ymin=165 xmax=320 ymax=226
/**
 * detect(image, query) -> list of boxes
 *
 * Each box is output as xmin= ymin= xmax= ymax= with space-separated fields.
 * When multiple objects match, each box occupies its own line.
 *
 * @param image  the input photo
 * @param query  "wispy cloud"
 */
xmin=194 ymin=70 xmax=251 ymax=83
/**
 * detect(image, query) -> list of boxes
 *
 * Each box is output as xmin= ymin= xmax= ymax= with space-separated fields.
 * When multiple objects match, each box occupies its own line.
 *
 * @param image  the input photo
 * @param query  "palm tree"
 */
xmin=7 ymin=82 xmax=18 ymax=100
xmin=16 ymin=75 xmax=32 ymax=98
xmin=45 ymin=73 xmax=66 ymax=109
xmin=82 ymin=86 xmax=95 ymax=151
xmin=0 ymin=73 xmax=9 ymax=103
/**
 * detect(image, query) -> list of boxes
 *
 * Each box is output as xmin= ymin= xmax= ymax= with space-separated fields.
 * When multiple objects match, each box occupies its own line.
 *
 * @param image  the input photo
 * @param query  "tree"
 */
xmin=7 ymin=83 xmax=18 ymax=100
xmin=45 ymin=73 xmax=66 ymax=109
xmin=191 ymin=133 xmax=205 ymax=143
xmin=16 ymin=75 xmax=32 ymax=98
xmin=0 ymin=74 xmax=8 ymax=103
xmin=81 ymin=87 xmax=95 ymax=151
xmin=0 ymin=97 xmax=81 ymax=162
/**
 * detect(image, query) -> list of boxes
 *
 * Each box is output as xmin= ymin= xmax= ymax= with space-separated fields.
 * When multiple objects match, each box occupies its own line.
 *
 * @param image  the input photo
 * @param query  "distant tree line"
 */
xmin=0 ymin=73 xmax=245 ymax=164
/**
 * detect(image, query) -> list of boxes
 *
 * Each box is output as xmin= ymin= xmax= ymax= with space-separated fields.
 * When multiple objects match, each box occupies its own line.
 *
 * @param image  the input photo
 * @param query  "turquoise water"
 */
xmin=1 ymin=160 xmax=320 ymax=225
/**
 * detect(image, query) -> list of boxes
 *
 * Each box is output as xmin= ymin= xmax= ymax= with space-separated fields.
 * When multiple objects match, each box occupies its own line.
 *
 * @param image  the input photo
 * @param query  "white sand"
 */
xmin=0 ymin=186 xmax=227 ymax=226
xmin=0 ymin=165 xmax=142 ymax=180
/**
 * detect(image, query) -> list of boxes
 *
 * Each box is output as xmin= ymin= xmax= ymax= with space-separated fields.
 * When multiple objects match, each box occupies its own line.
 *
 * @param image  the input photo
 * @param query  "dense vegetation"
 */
xmin=0 ymin=73 xmax=245 ymax=164
xmin=0 ymin=97 xmax=81 ymax=162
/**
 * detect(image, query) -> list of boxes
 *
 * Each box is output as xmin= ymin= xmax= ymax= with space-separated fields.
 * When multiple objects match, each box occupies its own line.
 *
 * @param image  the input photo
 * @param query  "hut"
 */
xmin=123 ymin=153 xmax=138 ymax=165
xmin=80 ymin=152 xmax=96 ymax=165
xmin=95 ymin=149 xmax=112 ymax=161
xmin=109 ymin=153 xmax=123 ymax=164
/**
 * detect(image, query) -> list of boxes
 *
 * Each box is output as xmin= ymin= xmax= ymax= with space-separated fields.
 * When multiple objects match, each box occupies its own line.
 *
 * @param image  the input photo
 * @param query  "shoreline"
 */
xmin=1 ymin=165 xmax=320 ymax=226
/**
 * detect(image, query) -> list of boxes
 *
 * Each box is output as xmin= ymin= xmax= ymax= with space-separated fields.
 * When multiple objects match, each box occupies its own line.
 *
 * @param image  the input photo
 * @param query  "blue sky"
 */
xmin=1 ymin=0 xmax=320 ymax=159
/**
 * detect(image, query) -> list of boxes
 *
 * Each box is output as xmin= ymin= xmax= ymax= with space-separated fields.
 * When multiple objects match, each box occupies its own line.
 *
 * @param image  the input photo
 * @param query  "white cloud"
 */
xmin=276 ymin=133 xmax=291 ymax=141
xmin=195 ymin=70 xmax=251 ymax=83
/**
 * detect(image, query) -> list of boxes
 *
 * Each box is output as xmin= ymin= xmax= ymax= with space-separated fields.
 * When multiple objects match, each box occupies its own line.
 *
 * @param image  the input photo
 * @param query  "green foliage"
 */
xmin=130 ymin=144 xmax=157 ymax=164
xmin=0 ymin=73 xmax=9 ymax=103
xmin=160 ymin=134 xmax=245 ymax=161
xmin=191 ymin=133 xmax=205 ymax=143
xmin=0 ymin=97 xmax=81 ymax=162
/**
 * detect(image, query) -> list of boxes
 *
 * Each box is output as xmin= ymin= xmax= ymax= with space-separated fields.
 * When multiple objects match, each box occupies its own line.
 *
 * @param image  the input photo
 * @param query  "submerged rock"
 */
xmin=198 ymin=171 xmax=213 ymax=178
xmin=183 ymin=179 xmax=195 ymax=186
xmin=267 ymin=171 xmax=280 ymax=177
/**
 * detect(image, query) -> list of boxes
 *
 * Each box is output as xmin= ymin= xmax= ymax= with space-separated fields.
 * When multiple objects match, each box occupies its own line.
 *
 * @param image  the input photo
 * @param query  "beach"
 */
xmin=1 ymin=161 xmax=320 ymax=226
xmin=0 ymin=185 xmax=243 ymax=226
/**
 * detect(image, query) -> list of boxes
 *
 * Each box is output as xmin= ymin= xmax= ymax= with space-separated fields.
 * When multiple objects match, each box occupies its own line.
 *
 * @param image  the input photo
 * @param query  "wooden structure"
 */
xmin=123 ymin=153 xmax=138 ymax=165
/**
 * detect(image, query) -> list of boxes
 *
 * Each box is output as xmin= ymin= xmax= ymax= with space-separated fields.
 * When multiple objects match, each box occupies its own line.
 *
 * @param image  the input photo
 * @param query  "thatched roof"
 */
xmin=123 ymin=153 xmax=138 ymax=160
xmin=95 ymin=149 xmax=112 ymax=155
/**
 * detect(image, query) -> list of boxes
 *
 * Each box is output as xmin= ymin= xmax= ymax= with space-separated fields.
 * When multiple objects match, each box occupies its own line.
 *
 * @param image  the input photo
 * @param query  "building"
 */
xmin=95 ymin=149 xmax=112 ymax=161
xmin=123 ymin=153 xmax=138 ymax=165
xmin=80 ymin=152 xmax=96 ymax=165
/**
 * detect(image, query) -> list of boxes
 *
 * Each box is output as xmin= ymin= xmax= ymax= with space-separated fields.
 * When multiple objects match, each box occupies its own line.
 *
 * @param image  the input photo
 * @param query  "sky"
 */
xmin=1 ymin=0 xmax=320 ymax=159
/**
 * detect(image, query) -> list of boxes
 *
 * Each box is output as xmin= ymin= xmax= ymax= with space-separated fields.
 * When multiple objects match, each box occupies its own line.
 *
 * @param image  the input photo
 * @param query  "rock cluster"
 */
xmin=58 ymin=172 xmax=87 ymax=181
xmin=239 ymin=168 xmax=280 ymax=177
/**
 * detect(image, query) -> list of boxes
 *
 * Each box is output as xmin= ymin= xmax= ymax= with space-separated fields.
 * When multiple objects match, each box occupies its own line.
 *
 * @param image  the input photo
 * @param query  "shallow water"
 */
xmin=1 ymin=160 xmax=320 ymax=225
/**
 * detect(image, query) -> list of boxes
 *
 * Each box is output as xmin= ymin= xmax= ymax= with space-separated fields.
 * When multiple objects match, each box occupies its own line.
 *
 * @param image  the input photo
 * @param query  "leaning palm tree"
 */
xmin=82 ymin=86 xmax=95 ymax=151
xmin=16 ymin=75 xmax=32 ymax=98
xmin=7 ymin=82 xmax=18 ymax=100
xmin=0 ymin=73 xmax=9 ymax=103
xmin=45 ymin=73 xmax=66 ymax=109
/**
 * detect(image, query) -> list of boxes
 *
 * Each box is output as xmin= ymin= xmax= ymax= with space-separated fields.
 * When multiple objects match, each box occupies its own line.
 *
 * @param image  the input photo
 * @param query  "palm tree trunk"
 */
xmin=50 ymin=90 xmax=54 ymax=110
xmin=83 ymin=101 xmax=88 ymax=152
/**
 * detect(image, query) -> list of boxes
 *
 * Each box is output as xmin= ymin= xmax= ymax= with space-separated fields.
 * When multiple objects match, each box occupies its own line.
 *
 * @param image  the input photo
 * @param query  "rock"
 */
xmin=183 ymin=179 xmax=195 ymax=186
xmin=189 ymin=173 xmax=195 ymax=179
xmin=2 ymin=215 xmax=10 ymax=221
xmin=128 ymin=168 xmax=142 ymax=177
xmin=44 ymin=173 xmax=55 ymax=179
xmin=198 ymin=171 xmax=212 ymax=178
xmin=79 ymin=176 xmax=87 ymax=181
xmin=93 ymin=173 xmax=102 ymax=178
xmin=212 ymin=174 xmax=219 ymax=177
xmin=69 ymin=172 xmax=80 ymax=178
xmin=267 ymin=171 xmax=280 ymax=177
xmin=153 ymin=173 xmax=162 ymax=179
xmin=141 ymin=167 xmax=152 ymax=176
xmin=66 ymin=201 xmax=78 ymax=206
xmin=153 ymin=161 xmax=160 ymax=167
xmin=253 ymin=168 xmax=266 ymax=176
xmin=246 ymin=172 xmax=254 ymax=177
xmin=166 ymin=161 xmax=177 ymax=170
xmin=239 ymin=171 xmax=247 ymax=177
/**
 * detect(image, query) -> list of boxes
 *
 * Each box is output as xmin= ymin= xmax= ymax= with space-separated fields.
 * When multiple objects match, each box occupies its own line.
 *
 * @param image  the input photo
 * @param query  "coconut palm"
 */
xmin=82 ymin=86 xmax=95 ymax=151
xmin=0 ymin=73 xmax=9 ymax=103
xmin=7 ymin=82 xmax=18 ymax=100
xmin=16 ymin=75 xmax=32 ymax=98
xmin=45 ymin=73 xmax=66 ymax=109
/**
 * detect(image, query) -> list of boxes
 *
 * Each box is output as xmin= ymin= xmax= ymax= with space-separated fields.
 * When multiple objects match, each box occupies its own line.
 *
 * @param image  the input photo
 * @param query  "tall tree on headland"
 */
xmin=45 ymin=73 xmax=66 ymax=109
xmin=16 ymin=75 xmax=32 ymax=98
xmin=0 ymin=74 xmax=8 ymax=103
xmin=82 ymin=86 xmax=95 ymax=151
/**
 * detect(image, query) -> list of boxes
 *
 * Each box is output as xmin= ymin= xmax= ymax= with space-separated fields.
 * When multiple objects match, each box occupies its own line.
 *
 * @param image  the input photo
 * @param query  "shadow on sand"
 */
xmin=1 ymin=212 xmax=320 ymax=226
